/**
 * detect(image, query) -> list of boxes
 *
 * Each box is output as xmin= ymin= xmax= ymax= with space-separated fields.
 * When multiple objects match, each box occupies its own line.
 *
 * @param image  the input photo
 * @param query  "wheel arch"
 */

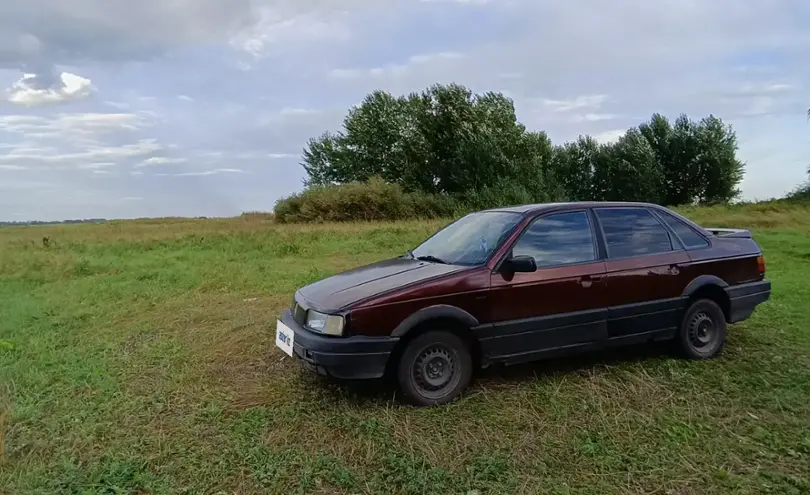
xmin=682 ymin=275 xmax=731 ymax=322
xmin=391 ymin=305 xmax=479 ymax=337
xmin=385 ymin=305 xmax=482 ymax=379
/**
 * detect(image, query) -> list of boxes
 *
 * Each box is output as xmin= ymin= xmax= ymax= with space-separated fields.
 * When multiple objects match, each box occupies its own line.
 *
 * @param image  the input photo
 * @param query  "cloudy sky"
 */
xmin=1 ymin=0 xmax=808 ymax=221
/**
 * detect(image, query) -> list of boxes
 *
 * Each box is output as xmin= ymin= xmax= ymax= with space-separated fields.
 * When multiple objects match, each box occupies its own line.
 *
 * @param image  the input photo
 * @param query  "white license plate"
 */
xmin=275 ymin=320 xmax=294 ymax=357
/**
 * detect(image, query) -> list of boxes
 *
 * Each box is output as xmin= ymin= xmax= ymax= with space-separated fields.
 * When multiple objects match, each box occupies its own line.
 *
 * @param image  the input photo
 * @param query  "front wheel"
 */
xmin=397 ymin=331 xmax=473 ymax=407
xmin=677 ymin=299 xmax=728 ymax=359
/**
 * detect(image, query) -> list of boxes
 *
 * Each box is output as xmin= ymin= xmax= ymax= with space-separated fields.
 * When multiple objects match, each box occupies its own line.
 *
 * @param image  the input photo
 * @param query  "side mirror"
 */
xmin=505 ymin=255 xmax=537 ymax=273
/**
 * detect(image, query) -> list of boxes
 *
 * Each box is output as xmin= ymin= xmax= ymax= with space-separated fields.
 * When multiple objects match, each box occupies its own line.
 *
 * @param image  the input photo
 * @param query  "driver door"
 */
xmin=484 ymin=210 xmax=608 ymax=361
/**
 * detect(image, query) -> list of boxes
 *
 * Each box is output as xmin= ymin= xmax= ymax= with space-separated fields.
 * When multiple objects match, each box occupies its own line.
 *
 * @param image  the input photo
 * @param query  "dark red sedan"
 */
xmin=276 ymin=202 xmax=771 ymax=406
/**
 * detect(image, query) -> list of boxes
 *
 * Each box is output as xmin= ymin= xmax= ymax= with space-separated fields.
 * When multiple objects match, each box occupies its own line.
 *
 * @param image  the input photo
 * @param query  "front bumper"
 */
xmin=725 ymin=279 xmax=771 ymax=323
xmin=278 ymin=309 xmax=399 ymax=380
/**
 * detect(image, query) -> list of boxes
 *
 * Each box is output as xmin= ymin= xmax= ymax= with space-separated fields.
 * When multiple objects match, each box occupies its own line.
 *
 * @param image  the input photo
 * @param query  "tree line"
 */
xmin=789 ymin=168 xmax=810 ymax=201
xmin=276 ymin=83 xmax=748 ymax=222
xmin=0 ymin=219 xmax=107 ymax=227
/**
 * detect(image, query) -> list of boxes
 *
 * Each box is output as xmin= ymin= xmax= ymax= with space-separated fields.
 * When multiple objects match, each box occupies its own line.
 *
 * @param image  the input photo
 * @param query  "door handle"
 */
xmin=579 ymin=275 xmax=593 ymax=288
xmin=669 ymin=264 xmax=680 ymax=275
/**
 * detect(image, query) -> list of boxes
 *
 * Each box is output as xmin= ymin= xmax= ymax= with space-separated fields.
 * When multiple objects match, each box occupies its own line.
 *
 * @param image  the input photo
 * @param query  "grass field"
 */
xmin=2 ymin=203 xmax=810 ymax=494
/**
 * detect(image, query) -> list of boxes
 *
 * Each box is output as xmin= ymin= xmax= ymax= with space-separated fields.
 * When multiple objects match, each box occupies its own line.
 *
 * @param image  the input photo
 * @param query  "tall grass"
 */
xmin=1 ymin=202 xmax=809 ymax=493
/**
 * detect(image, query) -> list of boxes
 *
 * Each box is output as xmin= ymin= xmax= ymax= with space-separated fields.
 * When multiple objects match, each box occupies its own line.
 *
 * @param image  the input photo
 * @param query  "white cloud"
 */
xmin=0 ymin=139 xmax=163 ymax=166
xmin=0 ymin=0 xmax=255 ymax=71
xmin=736 ymin=83 xmax=794 ymax=95
xmin=328 ymin=68 xmax=364 ymax=79
xmin=196 ymin=151 xmax=224 ymax=159
xmin=177 ymin=95 xmax=194 ymax=102
xmin=407 ymin=52 xmax=466 ymax=64
xmin=77 ymin=162 xmax=116 ymax=170
xmin=155 ymin=168 xmax=245 ymax=177
xmin=279 ymin=107 xmax=319 ymax=116
xmin=0 ymin=112 xmax=156 ymax=137
xmin=568 ymin=113 xmax=622 ymax=123
xmin=104 ymin=101 xmax=131 ymax=110
xmin=6 ymin=72 xmax=95 ymax=106
xmin=2 ymin=0 xmax=809 ymax=220
xmin=420 ymin=0 xmax=496 ymax=3
xmin=330 ymin=52 xmax=466 ymax=79
xmin=230 ymin=9 xmax=352 ymax=61
xmin=138 ymin=156 xmax=187 ymax=167
xmin=1 ymin=112 xmax=163 ymax=171
xmin=739 ymin=96 xmax=775 ymax=117
xmin=0 ymin=165 xmax=29 ymax=171
xmin=541 ymin=95 xmax=609 ymax=113
xmin=58 ymin=113 xmax=152 ymax=133
xmin=593 ymin=129 xmax=627 ymax=144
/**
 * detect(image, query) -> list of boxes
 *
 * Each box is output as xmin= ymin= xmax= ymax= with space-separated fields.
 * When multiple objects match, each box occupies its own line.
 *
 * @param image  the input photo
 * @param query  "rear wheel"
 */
xmin=397 ymin=331 xmax=473 ymax=407
xmin=677 ymin=299 xmax=727 ymax=359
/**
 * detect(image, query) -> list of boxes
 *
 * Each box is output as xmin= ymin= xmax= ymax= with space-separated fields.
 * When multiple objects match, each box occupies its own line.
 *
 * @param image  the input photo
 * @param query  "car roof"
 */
xmin=482 ymin=201 xmax=663 ymax=215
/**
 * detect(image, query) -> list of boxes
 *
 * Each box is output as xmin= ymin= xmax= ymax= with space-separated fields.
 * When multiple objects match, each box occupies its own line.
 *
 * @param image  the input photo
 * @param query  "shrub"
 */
xmin=273 ymin=177 xmax=462 ymax=223
xmin=461 ymin=180 xmax=536 ymax=212
xmin=786 ymin=167 xmax=810 ymax=202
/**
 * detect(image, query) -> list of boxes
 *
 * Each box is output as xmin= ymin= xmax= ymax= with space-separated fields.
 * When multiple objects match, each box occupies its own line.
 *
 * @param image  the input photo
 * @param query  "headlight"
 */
xmin=305 ymin=310 xmax=345 ymax=336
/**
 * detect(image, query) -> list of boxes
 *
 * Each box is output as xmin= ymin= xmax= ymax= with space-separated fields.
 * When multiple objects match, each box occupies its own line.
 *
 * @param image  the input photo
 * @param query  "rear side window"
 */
xmin=512 ymin=211 xmax=596 ymax=267
xmin=595 ymin=208 xmax=673 ymax=258
xmin=656 ymin=210 xmax=710 ymax=249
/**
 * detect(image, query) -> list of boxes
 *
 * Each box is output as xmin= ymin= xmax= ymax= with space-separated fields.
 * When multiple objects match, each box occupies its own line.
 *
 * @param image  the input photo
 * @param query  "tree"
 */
xmin=787 ymin=165 xmax=810 ymax=201
xmin=640 ymin=113 xmax=682 ymax=204
xmin=551 ymin=136 xmax=603 ymax=201
xmin=594 ymin=128 xmax=663 ymax=203
xmin=302 ymin=90 xmax=414 ymax=187
xmin=638 ymin=113 xmax=744 ymax=205
xmin=301 ymin=132 xmax=348 ymax=186
xmin=297 ymin=83 xmax=745 ymax=212
xmin=696 ymin=115 xmax=745 ymax=203
xmin=300 ymin=83 xmax=557 ymax=201
xmin=515 ymin=130 xmax=559 ymax=200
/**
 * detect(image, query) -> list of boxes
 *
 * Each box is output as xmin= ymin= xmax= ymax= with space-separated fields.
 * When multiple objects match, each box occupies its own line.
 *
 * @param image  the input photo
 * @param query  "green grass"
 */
xmin=2 ymin=205 xmax=810 ymax=494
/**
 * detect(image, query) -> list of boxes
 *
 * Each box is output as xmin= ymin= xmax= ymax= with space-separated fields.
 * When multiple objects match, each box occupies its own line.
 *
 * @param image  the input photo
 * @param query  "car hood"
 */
xmin=297 ymin=257 xmax=466 ymax=312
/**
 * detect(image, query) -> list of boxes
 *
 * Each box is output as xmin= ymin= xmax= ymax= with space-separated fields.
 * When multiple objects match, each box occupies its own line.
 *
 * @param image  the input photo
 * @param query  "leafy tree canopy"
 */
xmin=299 ymin=83 xmax=746 ymax=207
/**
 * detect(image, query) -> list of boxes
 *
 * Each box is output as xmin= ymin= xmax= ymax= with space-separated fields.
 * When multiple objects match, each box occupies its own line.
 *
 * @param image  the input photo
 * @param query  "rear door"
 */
xmin=593 ymin=207 xmax=691 ymax=340
xmin=485 ymin=210 xmax=608 ymax=361
xmin=653 ymin=208 xmax=760 ymax=285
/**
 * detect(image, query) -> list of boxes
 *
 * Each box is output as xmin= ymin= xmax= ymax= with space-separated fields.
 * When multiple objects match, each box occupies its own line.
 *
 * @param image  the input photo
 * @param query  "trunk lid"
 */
xmin=703 ymin=227 xmax=752 ymax=239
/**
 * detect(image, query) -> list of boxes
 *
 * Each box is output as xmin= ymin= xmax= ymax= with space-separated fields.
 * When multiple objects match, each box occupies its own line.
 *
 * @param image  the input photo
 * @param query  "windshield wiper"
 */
xmin=416 ymin=255 xmax=448 ymax=265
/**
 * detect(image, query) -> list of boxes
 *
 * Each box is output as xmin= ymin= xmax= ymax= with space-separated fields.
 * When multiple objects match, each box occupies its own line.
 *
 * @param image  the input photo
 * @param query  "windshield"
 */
xmin=410 ymin=211 xmax=523 ymax=266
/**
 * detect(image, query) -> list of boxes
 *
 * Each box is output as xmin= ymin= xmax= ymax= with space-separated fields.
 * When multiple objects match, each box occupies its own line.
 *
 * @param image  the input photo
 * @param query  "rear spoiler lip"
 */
xmin=703 ymin=227 xmax=752 ymax=238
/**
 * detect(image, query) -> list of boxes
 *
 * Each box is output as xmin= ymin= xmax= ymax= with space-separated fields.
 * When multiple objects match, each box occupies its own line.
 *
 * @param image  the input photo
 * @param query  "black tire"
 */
xmin=396 ymin=331 xmax=473 ymax=407
xmin=677 ymin=299 xmax=728 ymax=359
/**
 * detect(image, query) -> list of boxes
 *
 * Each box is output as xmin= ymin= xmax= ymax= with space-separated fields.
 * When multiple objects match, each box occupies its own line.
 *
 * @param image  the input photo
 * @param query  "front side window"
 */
xmin=656 ymin=210 xmax=710 ymax=249
xmin=595 ymin=208 xmax=673 ymax=258
xmin=512 ymin=211 xmax=597 ymax=267
xmin=410 ymin=211 xmax=523 ymax=266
